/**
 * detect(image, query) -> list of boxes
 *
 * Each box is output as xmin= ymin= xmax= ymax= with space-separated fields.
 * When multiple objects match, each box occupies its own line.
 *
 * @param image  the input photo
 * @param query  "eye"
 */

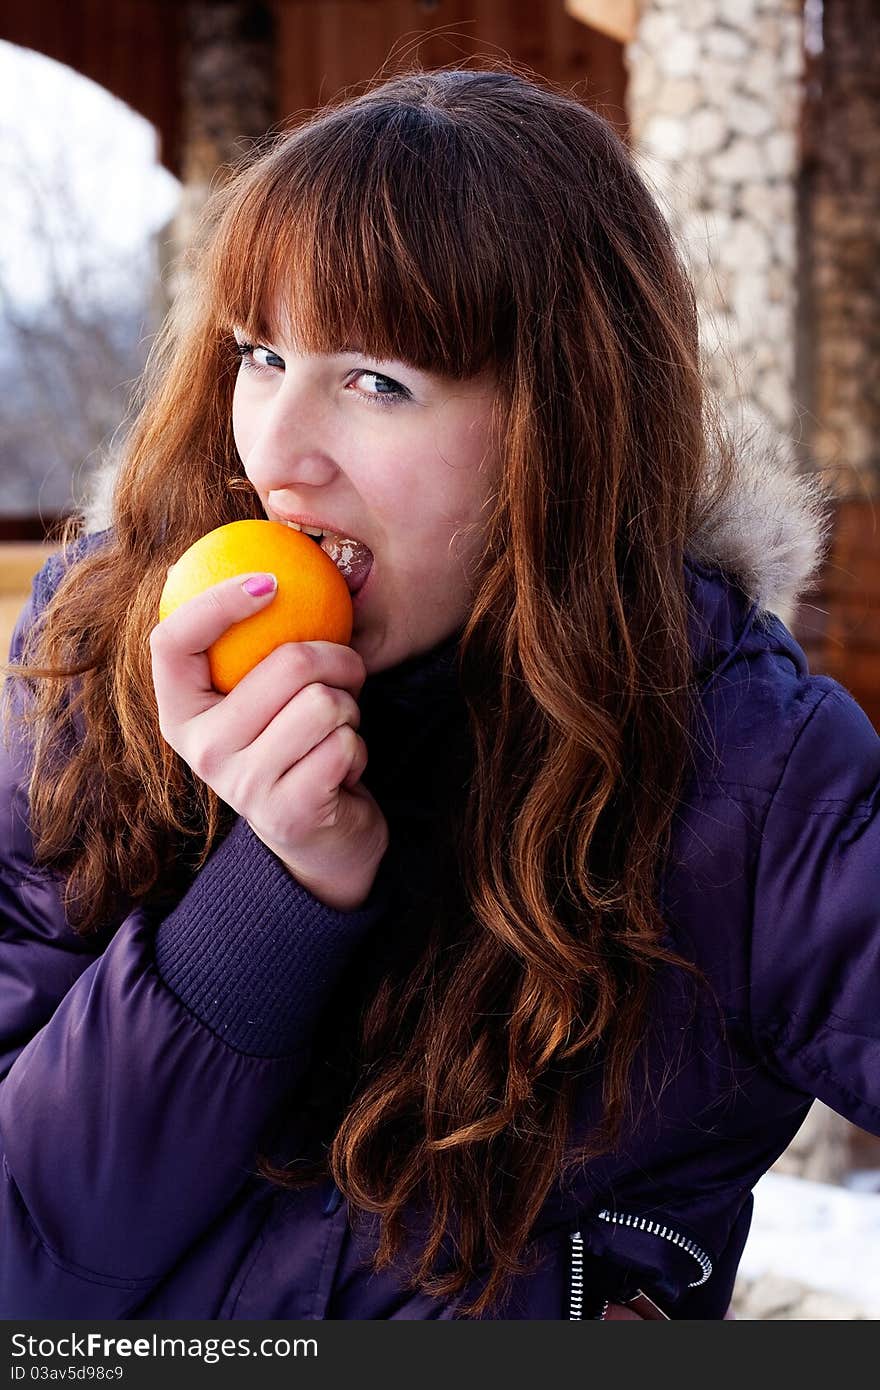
xmin=233 ymin=341 xmax=284 ymax=373
xmin=349 ymin=371 xmax=411 ymax=409
xmin=232 ymin=338 xmax=411 ymax=409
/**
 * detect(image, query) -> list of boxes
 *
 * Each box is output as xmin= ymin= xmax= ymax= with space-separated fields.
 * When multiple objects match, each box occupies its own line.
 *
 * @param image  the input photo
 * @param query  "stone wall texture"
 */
xmin=625 ymin=0 xmax=804 ymax=468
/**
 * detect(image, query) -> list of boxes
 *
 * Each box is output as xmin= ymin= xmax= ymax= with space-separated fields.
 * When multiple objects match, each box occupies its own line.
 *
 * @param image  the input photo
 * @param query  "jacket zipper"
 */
xmin=568 ymin=1230 xmax=586 ymax=1319
xmin=568 ymin=1210 xmax=713 ymax=1319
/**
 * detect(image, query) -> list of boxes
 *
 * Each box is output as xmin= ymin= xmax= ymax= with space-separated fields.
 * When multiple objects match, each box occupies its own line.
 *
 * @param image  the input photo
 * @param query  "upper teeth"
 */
xmin=286 ymin=521 xmax=324 ymax=537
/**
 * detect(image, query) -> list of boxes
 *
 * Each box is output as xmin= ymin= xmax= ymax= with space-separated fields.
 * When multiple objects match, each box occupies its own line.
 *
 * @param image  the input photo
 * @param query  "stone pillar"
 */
xmin=169 ymin=1 xmax=277 ymax=297
xmin=807 ymin=0 xmax=880 ymax=496
xmin=625 ymin=0 xmax=804 ymax=467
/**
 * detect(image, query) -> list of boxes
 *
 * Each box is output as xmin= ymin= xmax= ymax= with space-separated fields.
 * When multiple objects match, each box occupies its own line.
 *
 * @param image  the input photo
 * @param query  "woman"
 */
xmin=1 ymin=65 xmax=877 ymax=1321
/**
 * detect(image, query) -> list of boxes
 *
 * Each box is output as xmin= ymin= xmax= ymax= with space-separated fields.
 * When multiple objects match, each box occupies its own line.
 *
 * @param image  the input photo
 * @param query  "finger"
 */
xmin=224 ymin=637 xmax=367 ymax=719
xmin=199 ymin=640 xmax=367 ymax=755
xmin=276 ymin=723 xmax=363 ymax=820
xmin=150 ymin=573 xmax=278 ymax=731
xmin=342 ymin=733 xmax=369 ymax=789
xmin=225 ymin=683 xmax=362 ymax=802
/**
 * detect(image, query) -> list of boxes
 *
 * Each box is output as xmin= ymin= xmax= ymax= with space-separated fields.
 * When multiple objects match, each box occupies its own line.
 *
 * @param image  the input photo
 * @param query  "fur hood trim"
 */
xmin=685 ymin=449 xmax=835 ymax=624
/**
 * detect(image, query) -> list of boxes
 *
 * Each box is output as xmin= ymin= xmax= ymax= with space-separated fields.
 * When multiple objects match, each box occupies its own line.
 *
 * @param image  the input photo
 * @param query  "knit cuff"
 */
xmin=152 ymin=817 xmax=391 ymax=1057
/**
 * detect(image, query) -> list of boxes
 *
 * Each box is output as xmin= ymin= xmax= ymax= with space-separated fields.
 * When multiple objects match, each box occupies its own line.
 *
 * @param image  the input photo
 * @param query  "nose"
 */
xmin=237 ymin=378 xmax=339 ymax=494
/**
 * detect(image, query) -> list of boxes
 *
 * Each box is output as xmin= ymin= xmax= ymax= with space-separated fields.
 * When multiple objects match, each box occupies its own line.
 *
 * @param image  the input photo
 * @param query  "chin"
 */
xmin=348 ymin=628 xmax=384 ymax=673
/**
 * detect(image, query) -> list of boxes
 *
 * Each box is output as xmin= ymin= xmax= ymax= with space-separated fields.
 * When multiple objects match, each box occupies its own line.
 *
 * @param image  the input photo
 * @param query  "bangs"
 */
xmin=206 ymin=104 xmax=511 ymax=379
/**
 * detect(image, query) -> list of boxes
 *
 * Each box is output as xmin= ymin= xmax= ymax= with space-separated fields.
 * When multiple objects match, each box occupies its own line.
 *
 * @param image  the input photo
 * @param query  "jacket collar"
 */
xmin=683 ymin=557 xmax=774 ymax=692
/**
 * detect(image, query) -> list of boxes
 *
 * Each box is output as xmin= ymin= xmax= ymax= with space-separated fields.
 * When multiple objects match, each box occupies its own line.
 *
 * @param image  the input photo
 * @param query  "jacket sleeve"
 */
xmin=750 ymin=680 xmax=880 ymax=1136
xmin=0 ymin=559 xmax=393 ymax=1316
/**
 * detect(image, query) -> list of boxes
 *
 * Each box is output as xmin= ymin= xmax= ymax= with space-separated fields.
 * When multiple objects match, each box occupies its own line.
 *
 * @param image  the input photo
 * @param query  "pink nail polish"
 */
xmin=242 ymin=574 xmax=276 ymax=597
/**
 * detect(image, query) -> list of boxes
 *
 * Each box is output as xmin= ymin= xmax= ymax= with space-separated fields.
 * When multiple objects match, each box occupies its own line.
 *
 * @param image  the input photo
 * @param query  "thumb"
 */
xmin=151 ymin=572 xmax=278 ymax=715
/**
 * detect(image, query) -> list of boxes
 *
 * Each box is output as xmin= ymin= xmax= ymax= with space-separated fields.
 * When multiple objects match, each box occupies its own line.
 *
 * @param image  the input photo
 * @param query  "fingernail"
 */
xmin=242 ymin=574 xmax=277 ymax=597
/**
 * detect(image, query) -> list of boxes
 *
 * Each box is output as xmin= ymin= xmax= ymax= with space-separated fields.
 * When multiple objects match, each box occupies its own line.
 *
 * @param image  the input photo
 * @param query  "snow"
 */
xmin=739 ymin=1171 xmax=880 ymax=1315
xmin=0 ymin=39 xmax=180 ymax=310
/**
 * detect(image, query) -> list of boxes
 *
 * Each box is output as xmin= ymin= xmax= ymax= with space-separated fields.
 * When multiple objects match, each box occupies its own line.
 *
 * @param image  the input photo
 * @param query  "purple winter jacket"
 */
xmin=1 ymin=520 xmax=879 ymax=1320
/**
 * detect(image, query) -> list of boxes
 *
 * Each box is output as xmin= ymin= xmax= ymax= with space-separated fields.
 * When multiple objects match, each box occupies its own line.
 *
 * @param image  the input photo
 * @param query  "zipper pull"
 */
xmin=603 ymin=1288 xmax=670 ymax=1320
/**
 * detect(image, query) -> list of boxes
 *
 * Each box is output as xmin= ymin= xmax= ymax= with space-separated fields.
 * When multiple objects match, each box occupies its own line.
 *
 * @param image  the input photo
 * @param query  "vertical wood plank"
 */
xmin=277 ymin=1 xmax=313 ymax=120
xmin=270 ymin=0 xmax=629 ymax=132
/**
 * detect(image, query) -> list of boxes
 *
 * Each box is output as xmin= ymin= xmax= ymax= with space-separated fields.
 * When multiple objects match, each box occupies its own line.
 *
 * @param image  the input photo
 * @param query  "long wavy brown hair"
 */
xmin=3 ymin=63 xmax=741 ymax=1316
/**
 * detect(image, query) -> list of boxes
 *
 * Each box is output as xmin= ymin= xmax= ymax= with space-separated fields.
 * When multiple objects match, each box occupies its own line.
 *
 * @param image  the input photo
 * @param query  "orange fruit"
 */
xmin=159 ymin=519 xmax=354 ymax=693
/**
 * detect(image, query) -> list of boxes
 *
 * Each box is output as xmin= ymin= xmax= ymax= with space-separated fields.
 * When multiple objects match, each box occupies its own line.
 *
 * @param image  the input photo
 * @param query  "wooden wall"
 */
xmin=791 ymin=499 xmax=880 ymax=730
xmin=275 ymin=0 xmax=627 ymax=140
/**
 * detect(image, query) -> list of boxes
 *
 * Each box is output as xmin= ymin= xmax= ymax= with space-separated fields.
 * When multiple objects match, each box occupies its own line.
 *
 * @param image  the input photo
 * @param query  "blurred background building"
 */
xmin=1 ymin=0 xmax=878 ymax=1317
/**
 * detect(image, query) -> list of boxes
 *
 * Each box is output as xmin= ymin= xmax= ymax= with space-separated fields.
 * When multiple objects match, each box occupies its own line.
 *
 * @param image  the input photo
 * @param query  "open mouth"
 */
xmin=281 ymin=519 xmax=374 ymax=594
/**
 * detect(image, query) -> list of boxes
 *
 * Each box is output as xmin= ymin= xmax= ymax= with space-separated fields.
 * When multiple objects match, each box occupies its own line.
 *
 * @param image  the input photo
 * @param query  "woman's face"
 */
xmin=231 ymin=314 xmax=501 ymax=674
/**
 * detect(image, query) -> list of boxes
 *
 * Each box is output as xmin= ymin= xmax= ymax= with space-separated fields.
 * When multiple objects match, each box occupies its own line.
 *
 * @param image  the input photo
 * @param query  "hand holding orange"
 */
xmin=150 ymin=522 xmax=386 ymax=912
xmin=158 ymin=520 xmax=354 ymax=692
